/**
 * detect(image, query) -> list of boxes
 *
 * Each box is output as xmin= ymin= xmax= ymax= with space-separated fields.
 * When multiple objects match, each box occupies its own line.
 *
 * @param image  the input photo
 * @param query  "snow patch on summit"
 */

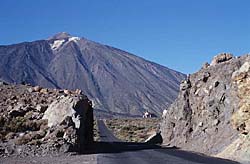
xmin=50 ymin=39 xmax=65 ymax=50
xmin=69 ymin=37 xmax=80 ymax=42
xmin=49 ymin=36 xmax=81 ymax=50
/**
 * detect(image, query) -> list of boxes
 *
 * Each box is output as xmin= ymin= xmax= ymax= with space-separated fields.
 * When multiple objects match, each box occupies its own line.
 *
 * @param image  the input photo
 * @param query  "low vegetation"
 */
xmin=105 ymin=118 xmax=161 ymax=142
xmin=93 ymin=119 xmax=100 ymax=141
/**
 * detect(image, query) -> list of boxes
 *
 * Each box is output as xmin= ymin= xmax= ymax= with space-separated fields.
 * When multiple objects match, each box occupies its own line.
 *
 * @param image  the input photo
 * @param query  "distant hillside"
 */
xmin=0 ymin=32 xmax=185 ymax=117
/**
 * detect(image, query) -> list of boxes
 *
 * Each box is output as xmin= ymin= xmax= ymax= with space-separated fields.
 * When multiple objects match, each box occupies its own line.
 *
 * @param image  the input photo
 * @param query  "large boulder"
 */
xmin=43 ymin=95 xmax=93 ymax=152
xmin=44 ymin=96 xmax=84 ymax=128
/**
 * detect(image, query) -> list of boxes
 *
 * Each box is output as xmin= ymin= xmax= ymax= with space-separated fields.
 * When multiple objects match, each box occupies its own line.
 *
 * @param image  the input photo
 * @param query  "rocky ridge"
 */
xmin=161 ymin=53 xmax=250 ymax=163
xmin=0 ymin=82 xmax=93 ymax=157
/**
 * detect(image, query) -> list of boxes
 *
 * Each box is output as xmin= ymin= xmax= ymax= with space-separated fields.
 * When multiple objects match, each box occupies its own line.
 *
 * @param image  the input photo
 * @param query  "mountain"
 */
xmin=161 ymin=53 xmax=250 ymax=163
xmin=0 ymin=32 xmax=185 ymax=117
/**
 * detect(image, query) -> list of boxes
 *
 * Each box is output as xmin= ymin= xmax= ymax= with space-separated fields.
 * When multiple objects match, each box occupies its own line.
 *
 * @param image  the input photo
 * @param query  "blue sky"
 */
xmin=0 ymin=0 xmax=249 ymax=73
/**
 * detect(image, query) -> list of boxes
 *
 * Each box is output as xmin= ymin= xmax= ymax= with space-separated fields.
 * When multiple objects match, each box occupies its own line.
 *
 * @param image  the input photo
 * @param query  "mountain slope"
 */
xmin=0 ymin=32 xmax=185 ymax=117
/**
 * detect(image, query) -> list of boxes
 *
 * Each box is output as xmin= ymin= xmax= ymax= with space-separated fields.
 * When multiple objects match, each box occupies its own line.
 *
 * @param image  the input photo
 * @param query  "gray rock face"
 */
xmin=161 ymin=54 xmax=250 ymax=159
xmin=0 ymin=32 xmax=185 ymax=117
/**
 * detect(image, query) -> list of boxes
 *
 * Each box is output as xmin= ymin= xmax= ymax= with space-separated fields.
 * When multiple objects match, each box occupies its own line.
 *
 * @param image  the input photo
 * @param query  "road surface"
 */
xmin=95 ymin=120 xmax=239 ymax=164
xmin=0 ymin=120 xmax=240 ymax=164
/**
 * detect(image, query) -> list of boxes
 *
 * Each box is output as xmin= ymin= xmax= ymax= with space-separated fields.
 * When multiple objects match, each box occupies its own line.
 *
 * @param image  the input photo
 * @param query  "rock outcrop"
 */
xmin=161 ymin=54 xmax=250 ymax=163
xmin=0 ymin=83 xmax=93 ymax=157
xmin=210 ymin=53 xmax=233 ymax=66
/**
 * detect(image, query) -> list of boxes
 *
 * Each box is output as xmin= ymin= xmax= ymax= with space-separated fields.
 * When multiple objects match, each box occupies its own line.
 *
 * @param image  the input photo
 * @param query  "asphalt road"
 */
xmin=95 ymin=120 xmax=239 ymax=164
xmin=0 ymin=120 xmax=241 ymax=164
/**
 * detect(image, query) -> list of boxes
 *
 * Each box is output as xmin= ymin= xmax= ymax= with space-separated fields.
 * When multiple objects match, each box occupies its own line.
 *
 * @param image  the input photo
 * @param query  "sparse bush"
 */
xmin=93 ymin=119 xmax=100 ymax=141
xmin=14 ymin=134 xmax=32 ymax=145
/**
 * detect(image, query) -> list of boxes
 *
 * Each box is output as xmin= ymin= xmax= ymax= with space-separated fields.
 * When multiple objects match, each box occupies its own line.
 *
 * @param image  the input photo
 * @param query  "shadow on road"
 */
xmin=86 ymin=141 xmax=163 ymax=154
xmin=84 ymin=141 xmax=239 ymax=164
xmin=84 ymin=120 xmax=240 ymax=164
